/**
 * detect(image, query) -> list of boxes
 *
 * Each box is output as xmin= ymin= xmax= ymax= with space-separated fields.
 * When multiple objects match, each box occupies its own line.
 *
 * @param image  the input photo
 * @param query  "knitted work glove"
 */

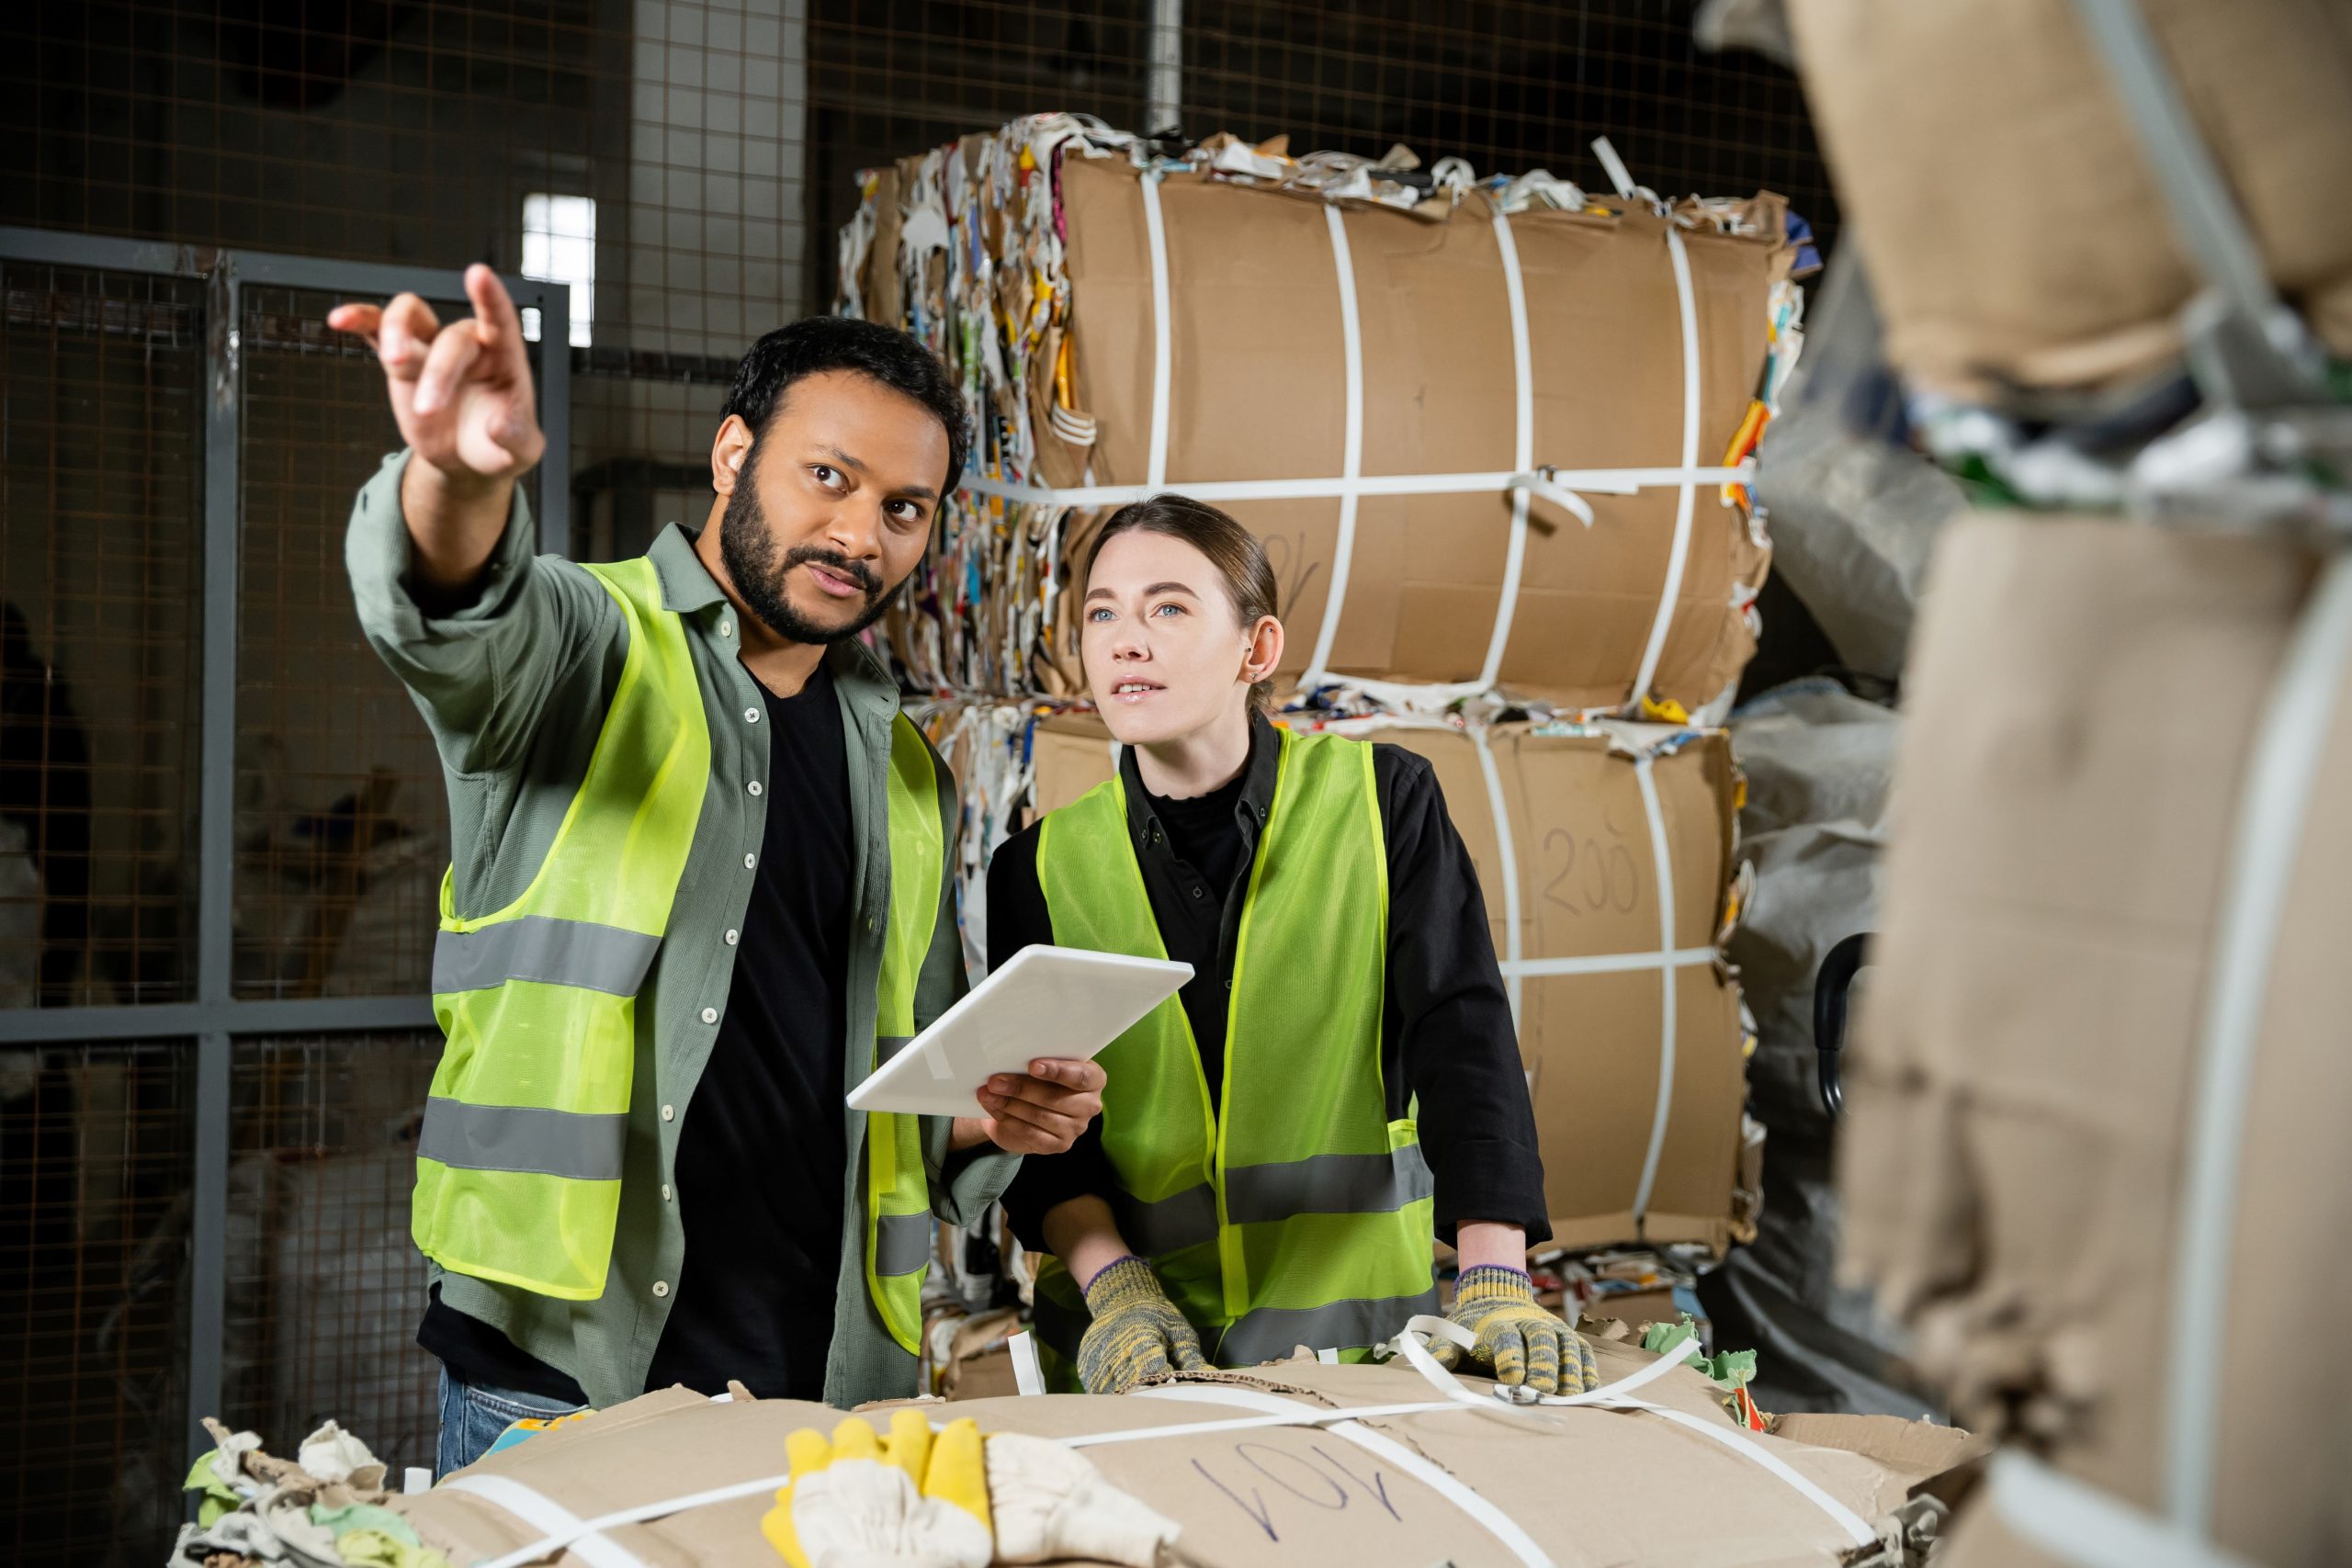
xmin=1430 ymin=1264 xmax=1600 ymax=1394
xmin=1075 ymin=1256 xmax=1209 ymax=1394
xmin=762 ymin=1408 xmax=992 ymax=1568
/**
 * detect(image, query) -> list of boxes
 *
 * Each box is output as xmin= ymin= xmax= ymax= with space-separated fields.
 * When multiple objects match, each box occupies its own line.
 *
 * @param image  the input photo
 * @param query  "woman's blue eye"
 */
xmin=1151 ymin=602 xmax=1184 ymax=617
xmin=1088 ymin=607 xmax=1114 ymax=622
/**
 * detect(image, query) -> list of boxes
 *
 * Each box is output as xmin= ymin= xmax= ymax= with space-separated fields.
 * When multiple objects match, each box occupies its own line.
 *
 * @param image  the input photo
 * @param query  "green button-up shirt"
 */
xmin=347 ymin=450 xmax=1013 ymax=1410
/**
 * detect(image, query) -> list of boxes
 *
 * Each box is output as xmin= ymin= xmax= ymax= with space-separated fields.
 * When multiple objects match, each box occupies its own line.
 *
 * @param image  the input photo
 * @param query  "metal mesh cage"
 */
xmin=219 ymin=1032 xmax=442 ymax=1483
xmin=0 ymin=261 xmax=205 ymax=1010
xmin=232 ymin=285 xmax=545 ymax=1001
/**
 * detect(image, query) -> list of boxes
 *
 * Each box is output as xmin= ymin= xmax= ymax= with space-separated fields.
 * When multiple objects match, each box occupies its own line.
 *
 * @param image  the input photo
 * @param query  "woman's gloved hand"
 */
xmin=1076 ymin=1256 xmax=1209 ymax=1394
xmin=1430 ymin=1264 xmax=1600 ymax=1394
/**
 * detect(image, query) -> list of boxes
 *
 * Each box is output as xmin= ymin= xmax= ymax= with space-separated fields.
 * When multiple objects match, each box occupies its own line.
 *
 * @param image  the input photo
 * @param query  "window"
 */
xmin=521 ymin=193 xmax=595 ymax=347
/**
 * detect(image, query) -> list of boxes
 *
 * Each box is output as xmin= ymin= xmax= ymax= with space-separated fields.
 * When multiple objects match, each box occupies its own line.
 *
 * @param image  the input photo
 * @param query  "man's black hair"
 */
xmin=720 ymin=316 xmax=968 ymax=497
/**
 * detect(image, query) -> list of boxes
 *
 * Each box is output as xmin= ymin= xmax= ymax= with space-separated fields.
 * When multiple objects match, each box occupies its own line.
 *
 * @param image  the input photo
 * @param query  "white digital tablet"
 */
xmin=846 ymin=943 xmax=1192 ymax=1117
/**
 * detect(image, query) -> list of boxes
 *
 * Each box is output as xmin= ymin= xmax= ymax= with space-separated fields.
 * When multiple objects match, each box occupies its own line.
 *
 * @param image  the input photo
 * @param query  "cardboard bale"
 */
xmin=1785 ymin=0 xmax=2352 ymax=400
xmin=1841 ymin=513 xmax=2352 ymax=1564
xmin=390 ymin=1351 xmax=1979 ymax=1567
xmin=855 ymin=129 xmax=1792 ymax=712
xmin=1027 ymin=712 xmax=1748 ymax=1255
xmin=1047 ymin=159 xmax=1780 ymax=709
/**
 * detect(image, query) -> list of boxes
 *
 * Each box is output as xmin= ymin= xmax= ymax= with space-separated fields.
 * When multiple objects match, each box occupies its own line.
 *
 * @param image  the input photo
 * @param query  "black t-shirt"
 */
xmin=420 ymin=660 xmax=855 ymax=1403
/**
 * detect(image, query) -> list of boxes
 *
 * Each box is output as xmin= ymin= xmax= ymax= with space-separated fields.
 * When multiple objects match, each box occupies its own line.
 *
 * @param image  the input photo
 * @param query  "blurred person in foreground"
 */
xmin=987 ymin=493 xmax=1593 ymax=1395
xmin=330 ymin=267 xmax=1102 ymax=1471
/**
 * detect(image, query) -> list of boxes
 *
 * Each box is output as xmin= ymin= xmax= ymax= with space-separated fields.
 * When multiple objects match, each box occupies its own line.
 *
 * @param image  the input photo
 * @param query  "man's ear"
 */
xmin=711 ymin=413 xmax=755 ymax=496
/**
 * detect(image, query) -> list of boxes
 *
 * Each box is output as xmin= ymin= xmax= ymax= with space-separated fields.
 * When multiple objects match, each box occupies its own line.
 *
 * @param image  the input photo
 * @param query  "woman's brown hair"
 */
xmin=1082 ymin=493 xmax=1281 ymax=713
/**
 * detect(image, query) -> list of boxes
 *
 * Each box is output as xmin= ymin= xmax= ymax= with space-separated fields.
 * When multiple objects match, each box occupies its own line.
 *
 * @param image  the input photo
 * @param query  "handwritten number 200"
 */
xmin=1542 ymin=827 xmax=1640 ymax=915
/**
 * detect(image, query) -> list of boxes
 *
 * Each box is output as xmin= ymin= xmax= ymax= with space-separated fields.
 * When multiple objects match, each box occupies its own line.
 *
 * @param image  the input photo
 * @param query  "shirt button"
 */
xmin=744 ymin=706 xmax=760 ymax=723
xmin=744 ymin=852 xmax=757 ymax=870
xmin=661 ymin=1103 xmax=675 ymax=1122
xmin=662 ymin=1183 xmax=673 ymax=1201
xmin=719 ymin=620 xmax=732 ymax=637
xmin=700 ymin=1006 xmax=718 ymax=1024
xmin=652 ymin=1280 xmax=670 ymax=1298
xmin=747 ymin=781 xmax=762 ymax=796
xmin=1191 ymin=886 xmax=1204 ymax=899
xmin=725 ymin=929 xmax=740 ymax=945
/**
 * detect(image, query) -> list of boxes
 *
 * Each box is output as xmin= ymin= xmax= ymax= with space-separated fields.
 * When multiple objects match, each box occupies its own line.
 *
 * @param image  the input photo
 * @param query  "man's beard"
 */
xmin=718 ymin=468 xmax=896 ymax=646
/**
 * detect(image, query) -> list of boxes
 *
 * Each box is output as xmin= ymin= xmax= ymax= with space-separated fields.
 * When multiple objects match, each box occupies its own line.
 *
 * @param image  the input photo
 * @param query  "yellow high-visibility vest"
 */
xmin=413 ymin=554 xmax=938 ymax=1349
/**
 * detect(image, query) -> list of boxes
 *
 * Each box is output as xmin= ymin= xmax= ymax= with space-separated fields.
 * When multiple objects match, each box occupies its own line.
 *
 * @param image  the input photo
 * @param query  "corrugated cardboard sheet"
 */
xmin=1028 ymin=713 xmax=1747 ymax=1255
xmin=392 ymin=1352 xmax=1980 ymax=1567
xmin=1787 ymin=0 xmax=2352 ymax=398
xmin=1842 ymin=514 xmax=2352 ymax=1565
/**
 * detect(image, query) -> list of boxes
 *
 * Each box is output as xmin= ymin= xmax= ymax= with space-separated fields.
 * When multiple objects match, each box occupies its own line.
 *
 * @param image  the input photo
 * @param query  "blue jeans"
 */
xmin=435 ymin=1369 xmax=590 ymax=1477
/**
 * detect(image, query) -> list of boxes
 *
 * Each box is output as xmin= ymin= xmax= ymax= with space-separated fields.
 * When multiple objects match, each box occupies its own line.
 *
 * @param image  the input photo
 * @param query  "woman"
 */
xmin=987 ymin=493 xmax=1598 ymax=1396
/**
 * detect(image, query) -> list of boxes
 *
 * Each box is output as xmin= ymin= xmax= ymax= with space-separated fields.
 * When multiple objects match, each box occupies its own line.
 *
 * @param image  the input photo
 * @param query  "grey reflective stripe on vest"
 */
xmin=877 ymin=1035 xmax=914 ymax=1064
xmin=1216 ymin=1286 xmax=1441 ymax=1367
xmin=1118 ymin=1182 xmax=1220 ymax=1258
xmin=1225 ymin=1145 xmax=1434 ymax=1225
xmin=417 ymin=1096 xmax=627 ymax=1182
xmin=875 ymin=1212 xmax=933 ymax=1277
xmin=433 ymin=915 xmax=661 ymax=997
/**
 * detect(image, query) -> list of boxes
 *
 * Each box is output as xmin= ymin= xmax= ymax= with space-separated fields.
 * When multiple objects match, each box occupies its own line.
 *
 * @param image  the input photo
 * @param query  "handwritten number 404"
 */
xmin=1188 ymin=1439 xmax=1405 ymax=1543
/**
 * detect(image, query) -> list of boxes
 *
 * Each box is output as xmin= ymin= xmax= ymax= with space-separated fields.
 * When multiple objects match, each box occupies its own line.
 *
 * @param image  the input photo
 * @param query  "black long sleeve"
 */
xmin=1376 ymin=750 xmax=1552 ymax=1245
xmin=990 ymin=726 xmax=1551 ymax=1255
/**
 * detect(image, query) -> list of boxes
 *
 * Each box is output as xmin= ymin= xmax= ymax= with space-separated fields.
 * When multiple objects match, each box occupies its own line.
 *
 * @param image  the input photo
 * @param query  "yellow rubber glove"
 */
xmin=763 ymin=1412 xmax=1183 ymax=1568
xmin=1076 ymin=1256 xmax=1209 ymax=1395
xmin=762 ymin=1409 xmax=992 ymax=1568
xmin=1430 ymin=1264 xmax=1599 ymax=1394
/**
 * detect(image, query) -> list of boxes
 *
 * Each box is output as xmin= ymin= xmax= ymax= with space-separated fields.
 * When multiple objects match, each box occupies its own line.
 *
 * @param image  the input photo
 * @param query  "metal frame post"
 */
xmin=1148 ymin=0 xmax=1183 ymax=135
xmin=185 ymin=245 xmax=243 ymax=1470
xmin=536 ymin=281 xmax=572 ymax=558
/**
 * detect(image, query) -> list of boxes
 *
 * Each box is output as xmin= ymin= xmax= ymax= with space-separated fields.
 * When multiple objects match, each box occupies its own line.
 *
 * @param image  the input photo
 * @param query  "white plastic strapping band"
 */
xmin=2164 ymin=553 xmax=2352 ymax=1536
xmin=1135 ymin=1382 xmax=1557 ymax=1568
xmin=1010 ymin=1328 xmax=1046 ymax=1396
xmin=1990 ymin=1450 xmax=2258 ymax=1568
xmin=1502 ymin=947 xmax=1715 ymax=979
xmin=1300 ymin=202 xmax=1366 ymax=688
xmin=1629 ymin=227 xmax=1702 ymax=707
xmin=1385 ymin=1317 xmax=1875 ymax=1550
xmin=1478 ymin=205 xmax=1537 ymax=692
xmin=1591 ymin=136 xmax=1639 ymax=202
xmin=1628 ymin=753 xmax=1679 ymax=1226
xmin=1473 ymin=728 xmax=1524 ymax=1026
xmin=1140 ymin=173 xmax=1172 ymax=489
xmin=956 ymin=464 xmax=1748 ymax=510
xmin=452 ymin=1473 xmax=656 ymax=1568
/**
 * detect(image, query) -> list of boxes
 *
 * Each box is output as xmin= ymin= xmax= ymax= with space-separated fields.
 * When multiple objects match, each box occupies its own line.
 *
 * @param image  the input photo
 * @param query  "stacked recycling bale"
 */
xmin=1781 ymin=2 xmax=2352 ymax=1562
xmin=851 ymin=115 xmax=1807 ymax=1325
xmin=846 ymin=114 xmax=1804 ymax=713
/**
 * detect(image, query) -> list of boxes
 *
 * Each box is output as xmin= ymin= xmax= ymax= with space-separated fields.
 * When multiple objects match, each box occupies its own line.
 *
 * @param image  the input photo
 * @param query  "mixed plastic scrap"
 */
xmin=171 ymin=1417 xmax=451 ymax=1568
